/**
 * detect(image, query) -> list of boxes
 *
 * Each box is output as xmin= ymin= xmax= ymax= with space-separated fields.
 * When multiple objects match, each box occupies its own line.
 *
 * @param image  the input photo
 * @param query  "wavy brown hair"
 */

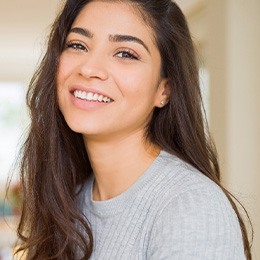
xmin=16 ymin=0 xmax=252 ymax=259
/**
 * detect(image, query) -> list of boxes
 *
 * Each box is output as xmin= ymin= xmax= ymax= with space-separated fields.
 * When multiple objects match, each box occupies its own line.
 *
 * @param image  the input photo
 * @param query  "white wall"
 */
xmin=205 ymin=0 xmax=260 ymax=258
xmin=226 ymin=1 xmax=260 ymax=258
xmin=0 ymin=0 xmax=61 ymax=82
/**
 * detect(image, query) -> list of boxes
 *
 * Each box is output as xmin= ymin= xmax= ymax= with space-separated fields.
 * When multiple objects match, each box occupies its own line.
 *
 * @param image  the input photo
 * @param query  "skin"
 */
xmin=57 ymin=1 xmax=169 ymax=201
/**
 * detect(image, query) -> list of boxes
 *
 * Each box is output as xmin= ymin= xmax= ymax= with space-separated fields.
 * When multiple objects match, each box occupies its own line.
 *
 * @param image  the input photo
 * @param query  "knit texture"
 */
xmin=79 ymin=151 xmax=245 ymax=259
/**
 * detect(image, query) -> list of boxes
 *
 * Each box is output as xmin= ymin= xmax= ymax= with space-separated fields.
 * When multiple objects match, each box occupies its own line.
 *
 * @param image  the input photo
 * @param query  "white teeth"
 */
xmin=73 ymin=90 xmax=112 ymax=103
xmin=82 ymin=91 xmax=87 ymax=99
xmin=93 ymin=93 xmax=99 ymax=101
xmin=86 ymin=92 xmax=93 ymax=100
xmin=102 ymin=97 xmax=111 ymax=103
xmin=75 ymin=90 xmax=80 ymax=98
xmin=98 ymin=95 xmax=103 ymax=102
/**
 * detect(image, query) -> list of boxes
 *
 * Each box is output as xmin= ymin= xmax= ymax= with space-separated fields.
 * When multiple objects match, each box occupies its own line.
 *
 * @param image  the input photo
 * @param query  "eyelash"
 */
xmin=115 ymin=49 xmax=140 ymax=60
xmin=65 ymin=41 xmax=87 ymax=52
xmin=65 ymin=41 xmax=140 ymax=60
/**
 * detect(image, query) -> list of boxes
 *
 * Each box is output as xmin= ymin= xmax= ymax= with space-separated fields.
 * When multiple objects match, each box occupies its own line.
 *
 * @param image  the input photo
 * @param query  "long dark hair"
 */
xmin=16 ymin=0 xmax=252 ymax=259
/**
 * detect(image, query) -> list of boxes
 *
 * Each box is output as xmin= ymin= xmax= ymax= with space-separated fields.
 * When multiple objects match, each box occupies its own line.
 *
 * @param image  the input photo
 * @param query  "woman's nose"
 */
xmin=77 ymin=52 xmax=109 ymax=81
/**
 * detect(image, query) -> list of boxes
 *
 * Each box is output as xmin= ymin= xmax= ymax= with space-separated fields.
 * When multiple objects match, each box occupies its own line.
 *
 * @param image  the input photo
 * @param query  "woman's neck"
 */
xmin=84 ymin=131 xmax=160 ymax=201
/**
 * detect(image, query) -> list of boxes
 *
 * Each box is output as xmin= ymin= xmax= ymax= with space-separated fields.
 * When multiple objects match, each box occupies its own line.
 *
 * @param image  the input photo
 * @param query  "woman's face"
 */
xmin=57 ymin=1 xmax=168 ymax=141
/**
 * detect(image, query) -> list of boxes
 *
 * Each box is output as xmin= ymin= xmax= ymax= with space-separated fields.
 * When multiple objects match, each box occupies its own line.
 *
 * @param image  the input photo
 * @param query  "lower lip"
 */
xmin=70 ymin=94 xmax=113 ymax=110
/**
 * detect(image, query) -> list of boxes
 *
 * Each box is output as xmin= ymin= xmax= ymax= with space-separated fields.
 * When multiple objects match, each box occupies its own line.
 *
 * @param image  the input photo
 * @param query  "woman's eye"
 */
xmin=116 ymin=51 xmax=139 ymax=60
xmin=65 ymin=42 xmax=87 ymax=52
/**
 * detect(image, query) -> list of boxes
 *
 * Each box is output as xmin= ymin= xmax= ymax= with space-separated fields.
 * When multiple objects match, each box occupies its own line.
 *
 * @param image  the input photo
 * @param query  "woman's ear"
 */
xmin=154 ymin=78 xmax=171 ymax=108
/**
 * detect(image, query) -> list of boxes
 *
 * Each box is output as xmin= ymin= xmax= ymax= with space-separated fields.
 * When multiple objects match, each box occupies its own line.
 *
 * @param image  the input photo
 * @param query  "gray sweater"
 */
xmin=80 ymin=151 xmax=245 ymax=259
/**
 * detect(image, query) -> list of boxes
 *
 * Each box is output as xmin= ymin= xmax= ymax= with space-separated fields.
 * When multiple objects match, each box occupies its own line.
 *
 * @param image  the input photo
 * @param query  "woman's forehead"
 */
xmin=72 ymin=1 xmax=157 ymax=45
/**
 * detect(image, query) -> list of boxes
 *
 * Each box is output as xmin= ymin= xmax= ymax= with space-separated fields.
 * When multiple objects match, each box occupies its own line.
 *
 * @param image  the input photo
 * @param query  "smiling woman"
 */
xmin=16 ymin=0 xmax=251 ymax=259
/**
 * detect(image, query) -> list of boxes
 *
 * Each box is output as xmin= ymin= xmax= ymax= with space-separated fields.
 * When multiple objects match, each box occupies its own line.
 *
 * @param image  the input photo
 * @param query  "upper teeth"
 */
xmin=74 ymin=90 xmax=113 ymax=103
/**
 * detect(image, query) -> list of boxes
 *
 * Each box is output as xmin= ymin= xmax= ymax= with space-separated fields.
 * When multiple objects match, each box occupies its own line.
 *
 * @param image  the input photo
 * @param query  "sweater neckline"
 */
xmin=83 ymin=150 xmax=168 ymax=218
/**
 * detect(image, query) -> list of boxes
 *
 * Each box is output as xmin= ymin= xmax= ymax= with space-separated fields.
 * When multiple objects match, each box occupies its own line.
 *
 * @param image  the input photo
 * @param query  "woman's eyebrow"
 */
xmin=69 ymin=27 xmax=94 ymax=38
xmin=109 ymin=34 xmax=151 ymax=54
xmin=68 ymin=27 xmax=151 ymax=55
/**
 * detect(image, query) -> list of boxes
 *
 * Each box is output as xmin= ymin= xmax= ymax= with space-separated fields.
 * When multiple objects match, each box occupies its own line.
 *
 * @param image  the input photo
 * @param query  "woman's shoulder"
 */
xmin=147 ymin=151 xmax=245 ymax=259
xmin=154 ymin=150 xmax=224 ymax=199
xmin=152 ymin=151 xmax=239 ymax=221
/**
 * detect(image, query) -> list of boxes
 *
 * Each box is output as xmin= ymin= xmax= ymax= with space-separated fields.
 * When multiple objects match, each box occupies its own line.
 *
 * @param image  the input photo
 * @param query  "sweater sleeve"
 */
xmin=148 ymin=186 xmax=245 ymax=260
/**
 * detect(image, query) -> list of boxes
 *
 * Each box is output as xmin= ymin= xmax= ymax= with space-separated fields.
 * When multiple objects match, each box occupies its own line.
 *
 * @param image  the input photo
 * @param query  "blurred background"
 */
xmin=0 ymin=0 xmax=259 ymax=259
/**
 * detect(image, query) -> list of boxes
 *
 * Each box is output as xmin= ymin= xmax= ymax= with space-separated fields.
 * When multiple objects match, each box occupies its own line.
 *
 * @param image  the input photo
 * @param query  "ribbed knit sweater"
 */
xmin=79 ymin=151 xmax=245 ymax=259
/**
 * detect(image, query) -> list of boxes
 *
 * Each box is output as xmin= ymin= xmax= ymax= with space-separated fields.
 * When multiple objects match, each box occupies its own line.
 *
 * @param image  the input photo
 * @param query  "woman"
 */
xmin=17 ymin=0 xmax=252 ymax=259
